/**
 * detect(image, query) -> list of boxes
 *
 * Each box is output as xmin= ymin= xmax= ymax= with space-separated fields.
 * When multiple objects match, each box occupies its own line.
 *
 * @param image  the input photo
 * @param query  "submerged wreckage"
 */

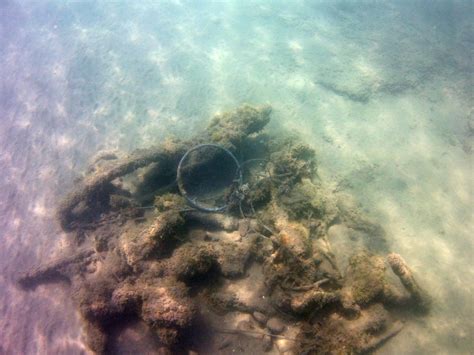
xmin=18 ymin=105 xmax=430 ymax=354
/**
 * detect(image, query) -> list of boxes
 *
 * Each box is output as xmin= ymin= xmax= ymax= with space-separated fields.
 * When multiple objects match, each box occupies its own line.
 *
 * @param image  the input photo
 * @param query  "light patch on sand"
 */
xmin=209 ymin=46 xmax=229 ymax=64
xmin=429 ymin=237 xmax=454 ymax=266
xmin=256 ymin=53 xmax=272 ymax=63
xmin=32 ymin=200 xmax=50 ymax=217
xmin=94 ymin=103 xmax=112 ymax=116
xmin=170 ymin=0 xmax=184 ymax=7
xmin=286 ymin=73 xmax=314 ymax=90
xmin=51 ymin=63 xmax=66 ymax=79
xmin=323 ymin=120 xmax=352 ymax=153
xmin=38 ymin=166 xmax=55 ymax=181
xmin=124 ymin=111 xmax=136 ymax=123
xmin=448 ymin=167 xmax=472 ymax=205
xmin=128 ymin=23 xmax=141 ymax=43
xmin=312 ymin=31 xmax=339 ymax=54
xmin=112 ymin=63 xmax=123 ymax=75
xmin=55 ymin=103 xmax=67 ymax=117
xmin=162 ymin=73 xmax=184 ymax=87
xmin=408 ymin=131 xmax=435 ymax=158
xmin=251 ymin=26 xmax=274 ymax=53
xmin=377 ymin=197 xmax=404 ymax=223
xmin=289 ymin=40 xmax=303 ymax=53
xmin=169 ymin=115 xmax=179 ymax=123
xmin=76 ymin=26 xmax=90 ymax=42
xmin=12 ymin=218 xmax=21 ymax=228
xmin=147 ymin=109 xmax=160 ymax=120
xmin=24 ymin=97 xmax=39 ymax=113
xmin=56 ymin=338 xmax=88 ymax=353
xmin=0 ymin=150 xmax=13 ymax=165
xmin=34 ymin=323 xmax=52 ymax=352
xmin=56 ymin=233 xmax=72 ymax=251
xmin=15 ymin=116 xmax=32 ymax=129
xmin=354 ymin=58 xmax=380 ymax=81
xmin=148 ymin=49 xmax=168 ymax=67
xmin=56 ymin=134 xmax=74 ymax=149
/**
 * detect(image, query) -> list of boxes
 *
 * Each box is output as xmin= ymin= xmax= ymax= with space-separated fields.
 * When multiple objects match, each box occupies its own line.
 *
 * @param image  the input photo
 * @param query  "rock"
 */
xmin=187 ymin=212 xmax=239 ymax=232
xmin=266 ymin=317 xmax=285 ymax=334
xmin=237 ymin=320 xmax=260 ymax=338
xmin=157 ymin=346 xmax=173 ymax=355
xmin=120 ymin=211 xmax=184 ymax=266
xmin=274 ymin=338 xmax=294 ymax=353
xmin=386 ymin=253 xmax=431 ymax=313
xmin=25 ymin=103 xmax=431 ymax=355
xmin=168 ymin=243 xmax=217 ymax=281
xmin=239 ymin=219 xmax=251 ymax=237
xmin=262 ymin=334 xmax=273 ymax=352
xmin=82 ymin=321 xmax=107 ymax=354
xmin=217 ymin=336 xmax=232 ymax=350
xmin=252 ymin=311 xmax=268 ymax=325
xmin=155 ymin=327 xmax=179 ymax=346
xmin=277 ymin=222 xmax=310 ymax=258
xmin=208 ymin=104 xmax=272 ymax=149
xmin=111 ymin=282 xmax=141 ymax=313
xmin=139 ymin=278 xmax=195 ymax=345
xmin=343 ymin=250 xmax=386 ymax=305
xmin=290 ymin=289 xmax=339 ymax=314
xmin=216 ymin=239 xmax=254 ymax=277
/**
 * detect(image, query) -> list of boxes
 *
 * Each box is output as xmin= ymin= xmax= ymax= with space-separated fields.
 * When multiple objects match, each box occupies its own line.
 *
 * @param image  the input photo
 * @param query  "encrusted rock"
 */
xmin=167 ymin=243 xmax=217 ymax=281
xmin=343 ymin=250 xmax=386 ymax=305
xmin=82 ymin=321 xmax=108 ymax=354
xmin=262 ymin=334 xmax=273 ymax=352
xmin=141 ymin=279 xmax=195 ymax=344
xmin=291 ymin=289 xmax=340 ymax=314
xmin=18 ymin=104 xmax=431 ymax=355
xmin=186 ymin=212 xmax=239 ymax=232
xmin=252 ymin=311 xmax=268 ymax=325
xmin=208 ymin=104 xmax=272 ymax=149
xmin=120 ymin=211 xmax=184 ymax=266
xmin=111 ymin=282 xmax=141 ymax=313
xmin=216 ymin=238 xmax=255 ymax=277
xmin=278 ymin=222 xmax=311 ymax=258
xmin=266 ymin=317 xmax=285 ymax=334
xmin=387 ymin=253 xmax=431 ymax=313
xmin=295 ymin=304 xmax=403 ymax=354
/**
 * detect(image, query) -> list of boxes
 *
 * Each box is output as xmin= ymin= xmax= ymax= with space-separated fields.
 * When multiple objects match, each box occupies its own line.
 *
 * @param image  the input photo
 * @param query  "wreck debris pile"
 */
xmin=18 ymin=104 xmax=430 ymax=354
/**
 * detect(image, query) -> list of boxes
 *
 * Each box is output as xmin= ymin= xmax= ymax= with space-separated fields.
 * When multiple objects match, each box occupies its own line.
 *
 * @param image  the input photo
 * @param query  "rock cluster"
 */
xmin=18 ymin=104 xmax=430 ymax=354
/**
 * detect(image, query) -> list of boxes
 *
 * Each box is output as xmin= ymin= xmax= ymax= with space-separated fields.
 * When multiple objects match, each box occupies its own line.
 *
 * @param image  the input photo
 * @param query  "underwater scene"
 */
xmin=1 ymin=1 xmax=472 ymax=354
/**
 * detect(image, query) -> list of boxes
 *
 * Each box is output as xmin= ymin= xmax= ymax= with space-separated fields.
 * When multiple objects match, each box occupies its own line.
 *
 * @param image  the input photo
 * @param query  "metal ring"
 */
xmin=177 ymin=144 xmax=242 ymax=212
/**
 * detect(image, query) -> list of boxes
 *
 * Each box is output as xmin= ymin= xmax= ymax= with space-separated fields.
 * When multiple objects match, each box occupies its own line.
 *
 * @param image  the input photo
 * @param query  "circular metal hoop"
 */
xmin=177 ymin=144 xmax=242 ymax=212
